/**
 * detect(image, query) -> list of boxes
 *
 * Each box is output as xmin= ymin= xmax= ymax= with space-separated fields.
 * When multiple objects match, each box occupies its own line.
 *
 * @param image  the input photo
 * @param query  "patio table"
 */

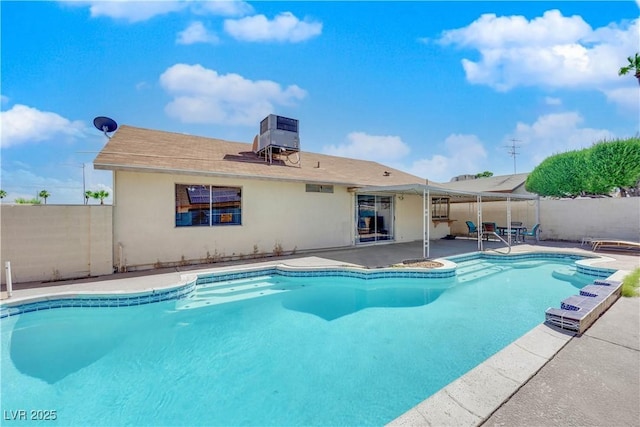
xmin=497 ymin=225 xmax=527 ymax=243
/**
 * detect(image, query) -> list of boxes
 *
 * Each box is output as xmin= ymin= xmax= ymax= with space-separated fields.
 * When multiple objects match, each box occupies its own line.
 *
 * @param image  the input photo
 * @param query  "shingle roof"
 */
xmin=437 ymin=173 xmax=530 ymax=193
xmin=94 ymin=125 xmax=425 ymax=187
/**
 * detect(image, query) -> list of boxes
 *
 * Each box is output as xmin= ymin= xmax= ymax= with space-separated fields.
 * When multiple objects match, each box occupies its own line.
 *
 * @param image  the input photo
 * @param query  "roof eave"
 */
xmin=93 ymin=162 xmax=399 ymax=188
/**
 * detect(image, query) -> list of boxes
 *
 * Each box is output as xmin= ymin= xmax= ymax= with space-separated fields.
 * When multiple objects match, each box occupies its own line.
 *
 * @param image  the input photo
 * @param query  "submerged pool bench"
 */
xmin=545 ymin=279 xmax=622 ymax=334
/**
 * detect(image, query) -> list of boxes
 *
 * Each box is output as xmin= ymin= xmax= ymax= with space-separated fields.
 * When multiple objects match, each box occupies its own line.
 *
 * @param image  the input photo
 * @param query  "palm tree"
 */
xmin=0 ymin=189 xmax=6 ymax=199
xmin=92 ymin=190 xmax=110 ymax=205
xmin=39 ymin=190 xmax=50 ymax=204
xmin=618 ymin=53 xmax=640 ymax=85
xmin=85 ymin=190 xmax=93 ymax=205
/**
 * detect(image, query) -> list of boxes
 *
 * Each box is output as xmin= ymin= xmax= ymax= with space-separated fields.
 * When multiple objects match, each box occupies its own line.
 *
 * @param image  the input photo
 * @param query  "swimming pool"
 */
xmin=0 ymin=253 xmax=614 ymax=426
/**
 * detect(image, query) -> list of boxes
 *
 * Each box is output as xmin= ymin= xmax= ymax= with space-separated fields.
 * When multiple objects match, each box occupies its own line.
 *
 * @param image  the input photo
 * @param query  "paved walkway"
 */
xmin=485 ymin=296 xmax=640 ymax=427
xmin=1 ymin=240 xmax=639 ymax=426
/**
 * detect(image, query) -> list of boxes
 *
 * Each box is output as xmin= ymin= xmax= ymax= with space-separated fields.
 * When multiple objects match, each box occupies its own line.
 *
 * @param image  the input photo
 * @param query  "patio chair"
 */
xmin=521 ymin=224 xmax=540 ymax=243
xmin=465 ymin=221 xmax=478 ymax=238
xmin=482 ymin=222 xmax=498 ymax=241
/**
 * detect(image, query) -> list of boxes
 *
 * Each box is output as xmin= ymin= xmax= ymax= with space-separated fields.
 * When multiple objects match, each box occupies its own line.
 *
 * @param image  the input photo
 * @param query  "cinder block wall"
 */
xmin=539 ymin=198 xmax=640 ymax=241
xmin=0 ymin=205 xmax=113 ymax=285
xmin=450 ymin=198 xmax=640 ymax=242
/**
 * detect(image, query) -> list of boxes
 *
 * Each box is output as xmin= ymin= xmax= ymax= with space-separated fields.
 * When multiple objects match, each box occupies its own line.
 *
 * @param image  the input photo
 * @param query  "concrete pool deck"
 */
xmin=1 ymin=240 xmax=639 ymax=426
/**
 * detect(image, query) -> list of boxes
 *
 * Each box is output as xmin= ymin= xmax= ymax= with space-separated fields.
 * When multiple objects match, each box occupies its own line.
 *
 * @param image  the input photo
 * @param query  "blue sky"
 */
xmin=1 ymin=1 xmax=639 ymax=204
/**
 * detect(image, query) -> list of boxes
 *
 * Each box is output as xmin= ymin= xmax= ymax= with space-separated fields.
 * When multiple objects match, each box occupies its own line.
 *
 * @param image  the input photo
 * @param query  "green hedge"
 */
xmin=525 ymin=137 xmax=640 ymax=197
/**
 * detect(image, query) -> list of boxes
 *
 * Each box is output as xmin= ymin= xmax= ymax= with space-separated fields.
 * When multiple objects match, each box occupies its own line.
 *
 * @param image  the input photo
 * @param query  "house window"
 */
xmin=431 ymin=197 xmax=450 ymax=219
xmin=175 ymin=184 xmax=242 ymax=227
xmin=306 ymin=184 xmax=334 ymax=193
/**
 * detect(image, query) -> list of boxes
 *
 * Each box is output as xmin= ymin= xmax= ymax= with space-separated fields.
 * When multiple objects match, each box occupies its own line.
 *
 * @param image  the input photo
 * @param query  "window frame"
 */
xmin=175 ymin=184 xmax=242 ymax=228
xmin=431 ymin=197 xmax=450 ymax=220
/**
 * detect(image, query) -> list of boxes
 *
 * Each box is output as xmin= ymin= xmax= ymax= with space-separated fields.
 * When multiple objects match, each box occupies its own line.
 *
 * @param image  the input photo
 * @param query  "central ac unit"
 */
xmin=257 ymin=114 xmax=300 ymax=153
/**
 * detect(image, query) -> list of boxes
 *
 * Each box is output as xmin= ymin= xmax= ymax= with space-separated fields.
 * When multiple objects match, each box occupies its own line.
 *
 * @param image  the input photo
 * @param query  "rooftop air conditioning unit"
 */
xmin=257 ymin=114 xmax=300 ymax=153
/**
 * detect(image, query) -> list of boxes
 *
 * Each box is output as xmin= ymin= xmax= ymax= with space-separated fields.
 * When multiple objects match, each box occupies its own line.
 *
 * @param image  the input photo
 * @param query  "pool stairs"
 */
xmin=545 ymin=279 xmax=622 ymax=334
xmin=176 ymin=275 xmax=304 ymax=310
xmin=454 ymin=259 xmax=548 ymax=283
xmin=551 ymin=266 xmax=593 ymax=288
xmin=175 ymin=275 xmax=294 ymax=310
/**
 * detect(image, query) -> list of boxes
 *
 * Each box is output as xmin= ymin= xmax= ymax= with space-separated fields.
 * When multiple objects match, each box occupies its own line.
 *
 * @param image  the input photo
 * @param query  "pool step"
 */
xmin=176 ymin=288 xmax=287 ymax=310
xmin=552 ymin=266 xmax=592 ymax=287
xmin=198 ymin=279 xmax=279 ymax=297
xmin=455 ymin=261 xmax=508 ymax=283
xmin=510 ymin=260 xmax=548 ymax=269
xmin=197 ymin=275 xmax=275 ymax=290
xmin=177 ymin=275 xmax=290 ymax=310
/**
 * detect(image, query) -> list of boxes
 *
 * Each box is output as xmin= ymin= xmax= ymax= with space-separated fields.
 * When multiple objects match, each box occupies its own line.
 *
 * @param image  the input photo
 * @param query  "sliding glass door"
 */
xmin=356 ymin=195 xmax=393 ymax=243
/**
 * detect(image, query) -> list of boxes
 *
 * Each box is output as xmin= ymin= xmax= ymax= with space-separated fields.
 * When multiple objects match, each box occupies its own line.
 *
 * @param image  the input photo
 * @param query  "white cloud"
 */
xmin=0 ymin=104 xmax=86 ymax=148
xmin=176 ymin=21 xmax=219 ymax=45
xmin=440 ymin=10 xmax=592 ymax=49
xmin=511 ymin=112 xmax=614 ymax=167
xmin=159 ymin=63 xmax=306 ymax=126
xmin=404 ymin=113 xmax=617 ymax=180
xmin=544 ymin=96 xmax=562 ymax=106
xmin=406 ymin=134 xmax=488 ymax=182
xmin=71 ymin=0 xmax=187 ymax=23
xmin=322 ymin=132 xmax=411 ymax=163
xmin=64 ymin=0 xmax=252 ymax=22
xmin=191 ymin=1 xmax=254 ymax=17
xmin=437 ymin=9 xmax=639 ymax=106
xmin=603 ymin=86 xmax=640 ymax=112
xmin=224 ymin=12 xmax=322 ymax=42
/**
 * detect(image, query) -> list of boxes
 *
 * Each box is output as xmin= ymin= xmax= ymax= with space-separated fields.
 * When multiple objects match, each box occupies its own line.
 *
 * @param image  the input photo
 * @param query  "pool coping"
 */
xmin=0 ymin=250 xmax=627 ymax=426
xmin=387 ymin=322 xmax=577 ymax=426
xmin=0 ymin=250 xmax=617 ymax=311
xmin=387 ymin=254 xmax=628 ymax=427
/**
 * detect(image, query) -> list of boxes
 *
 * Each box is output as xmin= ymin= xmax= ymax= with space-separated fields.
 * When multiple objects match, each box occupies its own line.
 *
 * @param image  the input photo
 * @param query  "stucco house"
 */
xmin=94 ymin=124 xmax=454 ymax=272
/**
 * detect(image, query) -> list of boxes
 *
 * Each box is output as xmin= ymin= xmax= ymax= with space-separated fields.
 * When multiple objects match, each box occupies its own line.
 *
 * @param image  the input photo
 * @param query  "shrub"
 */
xmin=14 ymin=197 xmax=41 ymax=204
xmin=621 ymin=268 xmax=640 ymax=298
xmin=526 ymin=137 xmax=640 ymax=197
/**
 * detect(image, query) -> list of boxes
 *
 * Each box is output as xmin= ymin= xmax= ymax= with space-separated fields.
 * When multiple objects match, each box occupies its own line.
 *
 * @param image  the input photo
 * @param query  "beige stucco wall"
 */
xmin=394 ymin=193 xmax=450 ymax=242
xmin=450 ymin=200 xmax=538 ymax=236
xmin=0 ymin=205 xmax=113 ymax=284
xmin=113 ymin=171 xmax=352 ymax=269
xmin=539 ymin=198 xmax=640 ymax=241
xmin=112 ymin=172 xmax=445 ymax=271
xmin=450 ymin=197 xmax=640 ymax=242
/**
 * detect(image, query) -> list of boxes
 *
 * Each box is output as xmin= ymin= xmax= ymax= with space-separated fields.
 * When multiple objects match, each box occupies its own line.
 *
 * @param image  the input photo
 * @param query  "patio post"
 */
xmin=507 ymin=196 xmax=512 ymax=245
xmin=477 ymin=194 xmax=483 ymax=251
xmin=423 ymin=187 xmax=430 ymax=258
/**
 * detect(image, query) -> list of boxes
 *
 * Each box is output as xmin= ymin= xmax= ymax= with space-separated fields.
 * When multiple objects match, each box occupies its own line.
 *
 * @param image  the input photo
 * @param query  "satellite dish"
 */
xmin=93 ymin=116 xmax=118 ymax=138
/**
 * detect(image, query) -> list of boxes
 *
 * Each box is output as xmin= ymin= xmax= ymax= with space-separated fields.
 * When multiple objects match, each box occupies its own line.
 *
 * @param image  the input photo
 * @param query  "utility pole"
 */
xmin=82 ymin=163 xmax=86 ymax=204
xmin=506 ymin=139 xmax=521 ymax=174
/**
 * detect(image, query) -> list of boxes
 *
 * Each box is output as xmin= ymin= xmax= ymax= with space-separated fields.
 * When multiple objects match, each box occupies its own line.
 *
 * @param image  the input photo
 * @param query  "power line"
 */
xmin=505 ymin=139 xmax=521 ymax=174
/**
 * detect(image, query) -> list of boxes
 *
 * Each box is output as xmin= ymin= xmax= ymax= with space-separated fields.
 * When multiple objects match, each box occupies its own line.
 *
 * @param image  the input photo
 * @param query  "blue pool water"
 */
xmin=0 ymin=256 xmax=599 ymax=426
